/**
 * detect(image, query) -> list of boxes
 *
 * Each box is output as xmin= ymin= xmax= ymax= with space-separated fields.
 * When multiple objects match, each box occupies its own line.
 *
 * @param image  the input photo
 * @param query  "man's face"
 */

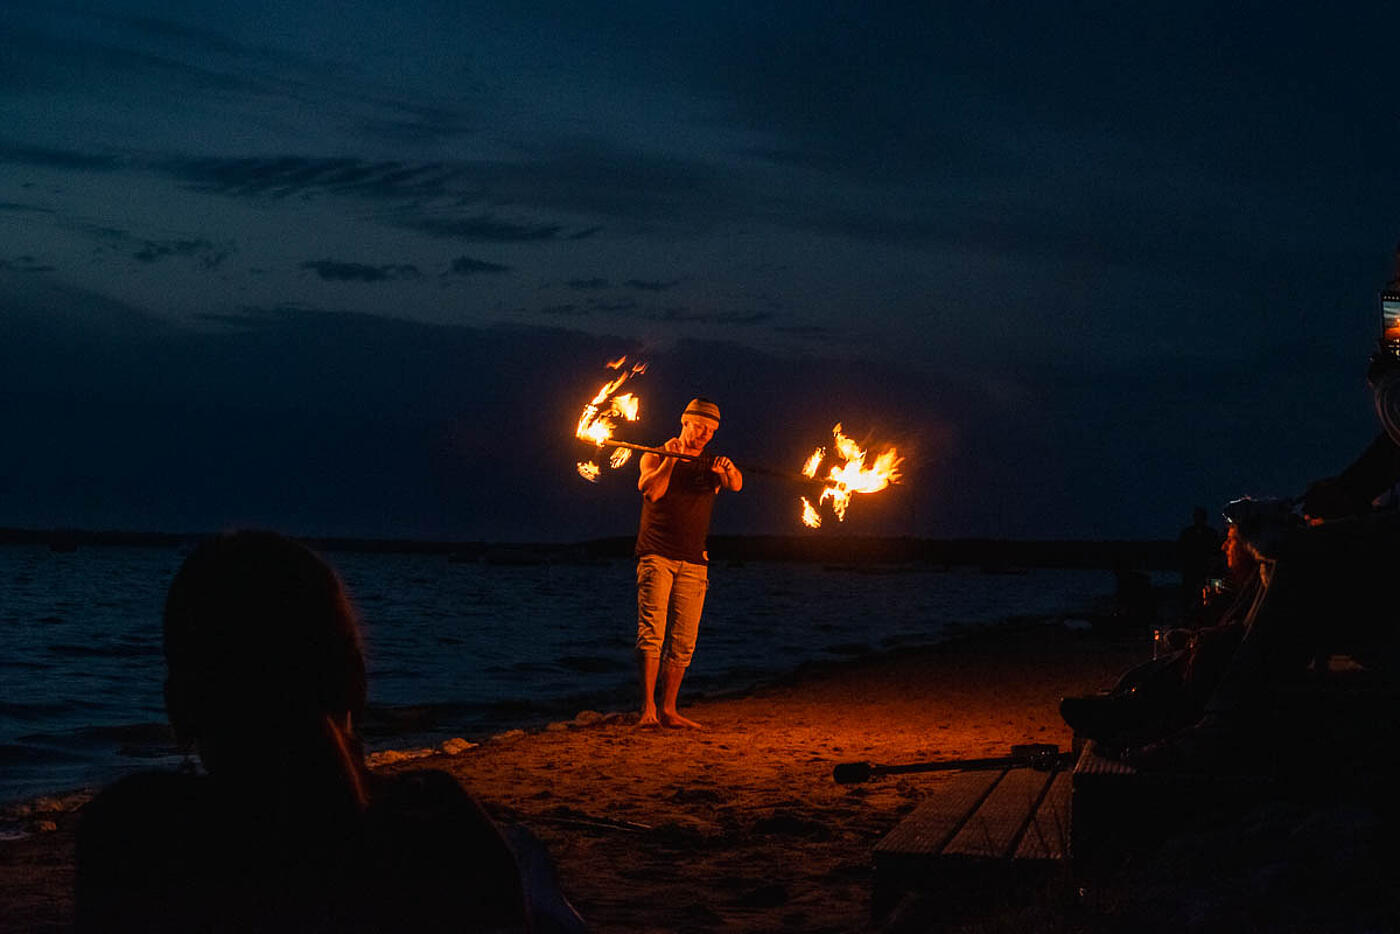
xmin=680 ymin=415 xmax=716 ymax=451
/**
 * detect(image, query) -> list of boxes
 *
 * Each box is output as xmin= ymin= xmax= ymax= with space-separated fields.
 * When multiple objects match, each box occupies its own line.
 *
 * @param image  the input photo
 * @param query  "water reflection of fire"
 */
xmin=799 ymin=424 xmax=903 ymax=528
xmin=575 ymin=357 xmax=647 ymax=482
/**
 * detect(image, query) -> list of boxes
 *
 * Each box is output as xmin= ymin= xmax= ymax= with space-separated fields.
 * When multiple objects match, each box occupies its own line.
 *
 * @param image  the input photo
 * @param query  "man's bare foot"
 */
xmin=636 ymin=708 xmax=660 ymax=728
xmin=660 ymin=710 xmax=703 ymax=730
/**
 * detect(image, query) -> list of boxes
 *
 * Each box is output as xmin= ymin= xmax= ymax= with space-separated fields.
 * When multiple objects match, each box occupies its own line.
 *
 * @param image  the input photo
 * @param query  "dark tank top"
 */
xmin=635 ymin=456 xmax=718 ymax=564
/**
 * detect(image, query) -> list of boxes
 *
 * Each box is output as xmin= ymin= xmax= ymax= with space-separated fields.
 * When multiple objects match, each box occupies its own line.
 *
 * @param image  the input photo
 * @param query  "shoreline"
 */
xmin=0 ymin=609 xmax=1106 ymax=818
xmin=1 ymin=570 xmax=1122 ymax=816
xmin=0 ymin=527 xmax=1179 ymax=570
xmin=0 ymin=613 xmax=1146 ymax=932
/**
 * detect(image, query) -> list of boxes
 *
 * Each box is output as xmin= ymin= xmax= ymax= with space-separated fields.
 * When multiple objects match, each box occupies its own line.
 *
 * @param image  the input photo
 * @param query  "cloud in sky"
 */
xmin=4 ymin=279 xmax=1368 ymax=541
xmin=0 ymin=200 xmax=55 ymax=214
xmin=301 ymin=260 xmax=421 ymax=283
xmin=170 ymin=156 xmax=464 ymax=201
xmin=588 ymin=299 xmax=635 ymax=313
xmin=2 ymin=1 xmax=1399 ymax=540
xmin=639 ymin=308 xmax=771 ymax=326
xmin=0 ymin=256 xmax=55 ymax=273
xmin=404 ymin=214 xmax=567 ymax=242
xmin=133 ymin=238 xmax=230 ymax=268
xmin=446 ymin=255 xmax=510 ymax=276
xmin=0 ymin=140 xmax=126 ymax=171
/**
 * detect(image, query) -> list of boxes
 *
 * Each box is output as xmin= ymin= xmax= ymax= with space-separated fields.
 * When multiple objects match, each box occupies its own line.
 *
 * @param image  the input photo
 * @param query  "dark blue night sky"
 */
xmin=2 ymin=1 xmax=1398 ymax=541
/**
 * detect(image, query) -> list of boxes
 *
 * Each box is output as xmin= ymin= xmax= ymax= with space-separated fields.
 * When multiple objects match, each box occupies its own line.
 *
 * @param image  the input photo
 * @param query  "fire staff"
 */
xmin=633 ymin=398 xmax=742 ymax=729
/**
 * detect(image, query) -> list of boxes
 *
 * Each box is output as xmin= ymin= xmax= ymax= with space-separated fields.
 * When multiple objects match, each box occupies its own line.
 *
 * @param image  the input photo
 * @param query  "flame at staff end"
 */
xmin=576 ymin=358 xmax=646 ymax=448
xmin=574 ymin=356 xmax=648 ymax=483
xmin=797 ymin=423 xmax=903 ymax=526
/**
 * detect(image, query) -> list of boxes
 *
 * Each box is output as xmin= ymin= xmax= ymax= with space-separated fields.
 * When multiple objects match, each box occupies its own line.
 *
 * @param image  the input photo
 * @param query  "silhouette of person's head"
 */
xmin=1192 ymin=506 xmax=1209 ymax=526
xmin=77 ymin=532 xmax=545 ymax=933
xmin=162 ymin=531 xmax=367 ymax=791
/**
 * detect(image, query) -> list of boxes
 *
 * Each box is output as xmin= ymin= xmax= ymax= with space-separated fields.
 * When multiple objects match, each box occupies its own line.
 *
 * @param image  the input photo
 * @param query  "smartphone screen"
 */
xmin=1383 ymin=293 xmax=1400 ymax=350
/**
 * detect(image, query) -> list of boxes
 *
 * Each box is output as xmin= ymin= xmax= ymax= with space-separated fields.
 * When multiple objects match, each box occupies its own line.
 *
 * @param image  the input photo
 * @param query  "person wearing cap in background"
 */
xmin=633 ymin=397 xmax=742 ymax=729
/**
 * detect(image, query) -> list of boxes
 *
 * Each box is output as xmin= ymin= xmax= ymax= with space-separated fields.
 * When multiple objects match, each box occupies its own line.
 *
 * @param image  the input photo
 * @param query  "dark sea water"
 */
xmin=0 ymin=544 xmax=1114 ymax=806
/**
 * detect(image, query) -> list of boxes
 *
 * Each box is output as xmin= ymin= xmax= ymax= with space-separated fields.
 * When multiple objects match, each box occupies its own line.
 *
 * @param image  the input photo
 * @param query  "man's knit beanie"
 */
xmin=683 ymin=398 xmax=721 ymax=426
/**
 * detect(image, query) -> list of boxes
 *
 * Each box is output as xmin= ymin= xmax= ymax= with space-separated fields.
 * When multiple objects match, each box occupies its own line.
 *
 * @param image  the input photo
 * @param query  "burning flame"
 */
xmin=575 ymin=356 xmax=647 ymax=481
xmin=799 ymin=424 xmax=903 ymax=528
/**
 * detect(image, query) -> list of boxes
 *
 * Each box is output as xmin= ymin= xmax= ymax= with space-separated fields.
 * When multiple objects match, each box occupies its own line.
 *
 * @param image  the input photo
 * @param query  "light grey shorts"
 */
xmin=635 ymin=554 xmax=709 ymax=667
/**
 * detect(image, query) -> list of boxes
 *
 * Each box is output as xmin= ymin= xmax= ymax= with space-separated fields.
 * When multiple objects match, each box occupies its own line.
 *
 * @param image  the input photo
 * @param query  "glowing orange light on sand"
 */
xmin=575 ymin=356 xmax=647 ymax=480
xmin=799 ymin=424 xmax=903 ymax=528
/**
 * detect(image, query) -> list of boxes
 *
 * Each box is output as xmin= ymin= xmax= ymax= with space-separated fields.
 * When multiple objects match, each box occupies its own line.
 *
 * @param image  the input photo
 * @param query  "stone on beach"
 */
xmin=440 ymin=737 xmax=476 ymax=755
xmin=364 ymin=747 xmax=435 ymax=767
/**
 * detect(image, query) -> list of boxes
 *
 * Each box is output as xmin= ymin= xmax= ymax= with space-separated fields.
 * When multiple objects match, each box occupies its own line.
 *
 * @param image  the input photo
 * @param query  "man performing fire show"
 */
xmin=574 ymin=356 xmax=901 ymax=728
xmin=633 ymin=398 xmax=742 ymax=729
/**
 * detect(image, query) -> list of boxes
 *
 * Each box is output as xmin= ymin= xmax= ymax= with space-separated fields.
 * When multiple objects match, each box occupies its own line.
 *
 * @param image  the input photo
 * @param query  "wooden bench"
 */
xmin=871 ymin=764 xmax=1072 ymax=918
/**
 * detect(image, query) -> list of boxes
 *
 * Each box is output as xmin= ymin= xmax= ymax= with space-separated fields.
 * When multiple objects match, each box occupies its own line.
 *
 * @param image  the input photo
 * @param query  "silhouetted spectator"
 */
xmin=1176 ymin=506 xmax=1224 ymax=611
xmin=77 ymin=531 xmax=579 ymax=932
xmin=1124 ymin=350 xmax=1400 ymax=771
xmin=1062 ymin=521 xmax=1261 ymax=748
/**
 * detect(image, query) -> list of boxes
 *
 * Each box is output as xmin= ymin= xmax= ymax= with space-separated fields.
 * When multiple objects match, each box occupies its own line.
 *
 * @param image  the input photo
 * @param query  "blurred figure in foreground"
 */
xmin=77 ymin=531 xmax=581 ymax=932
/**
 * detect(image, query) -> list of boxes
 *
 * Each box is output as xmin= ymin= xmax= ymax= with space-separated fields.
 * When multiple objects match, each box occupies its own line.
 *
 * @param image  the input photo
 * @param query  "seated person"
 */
xmin=77 ymin=531 xmax=577 ymax=932
xmin=1161 ymin=522 xmax=1258 ymax=642
xmin=1113 ymin=353 xmax=1400 ymax=770
xmin=1204 ymin=354 xmax=1400 ymax=701
xmin=1061 ymin=519 xmax=1261 ymax=748
xmin=1188 ymin=523 xmax=1253 ymax=627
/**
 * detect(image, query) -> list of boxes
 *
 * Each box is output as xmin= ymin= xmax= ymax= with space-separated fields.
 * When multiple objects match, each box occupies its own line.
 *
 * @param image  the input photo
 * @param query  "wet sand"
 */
xmin=0 ymin=616 xmax=1140 ymax=932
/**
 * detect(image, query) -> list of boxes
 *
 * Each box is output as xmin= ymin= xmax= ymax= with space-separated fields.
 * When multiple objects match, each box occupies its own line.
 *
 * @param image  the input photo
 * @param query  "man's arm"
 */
xmin=711 ymin=456 xmax=742 ymax=492
xmin=638 ymin=438 xmax=683 ymax=502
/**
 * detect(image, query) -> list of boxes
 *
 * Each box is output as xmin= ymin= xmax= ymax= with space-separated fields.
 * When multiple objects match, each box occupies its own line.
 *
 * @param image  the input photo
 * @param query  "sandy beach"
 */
xmin=0 ymin=615 xmax=1146 ymax=932
xmin=10 ymin=606 xmax=1394 ymax=932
